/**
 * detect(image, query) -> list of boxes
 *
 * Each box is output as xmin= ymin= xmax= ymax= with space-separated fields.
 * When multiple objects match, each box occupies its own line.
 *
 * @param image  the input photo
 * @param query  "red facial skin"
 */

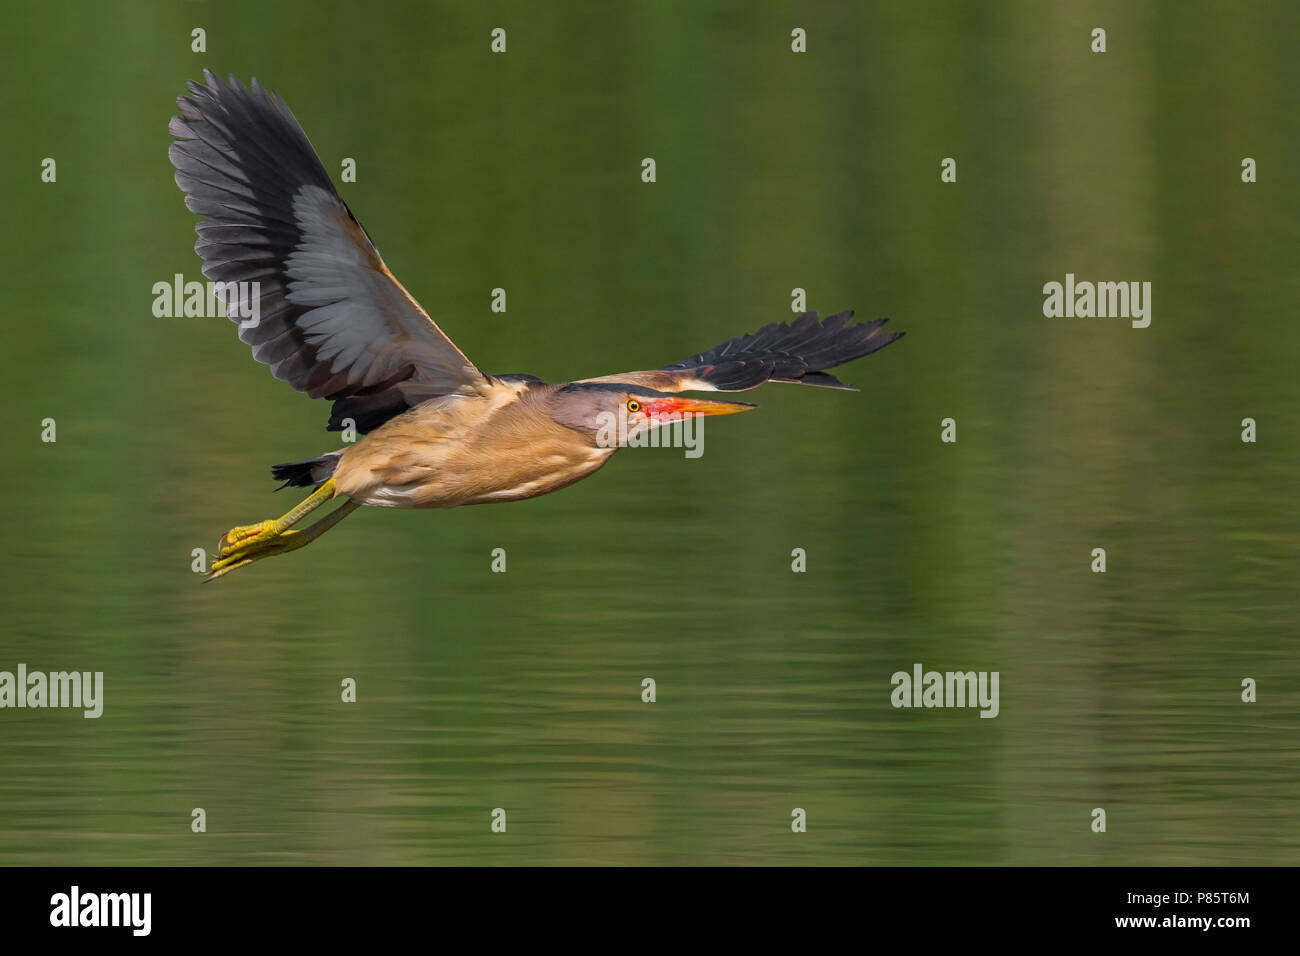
xmin=639 ymin=396 xmax=755 ymax=424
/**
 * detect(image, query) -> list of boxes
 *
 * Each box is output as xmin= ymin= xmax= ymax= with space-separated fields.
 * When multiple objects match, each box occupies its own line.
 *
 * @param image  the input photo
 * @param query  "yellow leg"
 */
xmin=205 ymin=482 xmax=358 ymax=582
xmin=217 ymin=479 xmax=338 ymax=556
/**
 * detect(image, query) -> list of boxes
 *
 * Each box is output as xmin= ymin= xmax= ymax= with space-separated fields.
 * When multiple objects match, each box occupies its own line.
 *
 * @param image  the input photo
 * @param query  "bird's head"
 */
xmin=552 ymin=383 xmax=755 ymax=447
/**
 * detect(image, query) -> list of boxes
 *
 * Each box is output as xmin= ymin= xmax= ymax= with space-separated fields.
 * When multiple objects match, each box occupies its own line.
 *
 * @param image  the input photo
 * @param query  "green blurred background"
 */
xmin=1 ymin=0 xmax=1297 ymax=864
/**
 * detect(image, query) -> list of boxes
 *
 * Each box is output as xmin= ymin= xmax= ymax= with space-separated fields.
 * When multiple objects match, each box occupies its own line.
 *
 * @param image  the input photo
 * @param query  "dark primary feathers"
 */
xmin=169 ymin=70 xmax=488 ymax=434
xmin=665 ymin=310 xmax=902 ymax=390
xmin=577 ymin=311 xmax=903 ymax=394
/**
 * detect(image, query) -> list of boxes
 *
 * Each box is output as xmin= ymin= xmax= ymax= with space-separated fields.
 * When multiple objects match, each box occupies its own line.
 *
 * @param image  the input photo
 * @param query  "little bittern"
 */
xmin=170 ymin=72 xmax=904 ymax=580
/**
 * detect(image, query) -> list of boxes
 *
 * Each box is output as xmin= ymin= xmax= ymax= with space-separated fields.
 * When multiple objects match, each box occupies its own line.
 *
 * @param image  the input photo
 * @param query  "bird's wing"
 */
xmin=577 ymin=311 xmax=903 ymax=393
xmin=169 ymin=70 xmax=489 ymax=433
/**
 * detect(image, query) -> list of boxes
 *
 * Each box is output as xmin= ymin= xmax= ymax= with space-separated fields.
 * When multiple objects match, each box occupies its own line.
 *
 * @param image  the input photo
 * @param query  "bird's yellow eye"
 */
xmin=626 ymin=399 xmax=641 ymax=413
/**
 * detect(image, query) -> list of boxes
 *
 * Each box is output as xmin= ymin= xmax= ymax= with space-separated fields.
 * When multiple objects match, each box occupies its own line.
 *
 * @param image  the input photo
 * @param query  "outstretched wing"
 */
xmin=578 ymin=311 xmax=903 ymax=393
xmin=169 ymin=70 xmax=489 ymax=433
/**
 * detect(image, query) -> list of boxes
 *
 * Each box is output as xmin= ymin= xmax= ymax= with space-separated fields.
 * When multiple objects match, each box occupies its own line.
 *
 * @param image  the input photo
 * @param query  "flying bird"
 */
xmin=169 ymin=71 xmax=904 ymax=580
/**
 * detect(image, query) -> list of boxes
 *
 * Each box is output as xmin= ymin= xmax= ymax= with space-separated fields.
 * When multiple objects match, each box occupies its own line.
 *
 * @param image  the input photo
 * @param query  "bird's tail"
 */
xmin=271 ymin=453 xmax=341 ymax=489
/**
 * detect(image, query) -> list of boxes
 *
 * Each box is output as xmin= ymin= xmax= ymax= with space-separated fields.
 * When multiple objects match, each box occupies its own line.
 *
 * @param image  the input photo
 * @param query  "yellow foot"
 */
xmin=204 ymin=529 xmax=304 ymax=582
xmin=218 ymin=520 xmax=277 ymax=555
xmin=202 ymin=488 xmax=358 ymax=583
xmin=203 ymin=556 xmax=255 ymax=582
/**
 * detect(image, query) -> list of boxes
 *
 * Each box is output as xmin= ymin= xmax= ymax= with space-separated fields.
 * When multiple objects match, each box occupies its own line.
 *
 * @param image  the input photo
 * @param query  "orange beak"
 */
xmin=642 ymin=396 xmax=757 ymax=421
